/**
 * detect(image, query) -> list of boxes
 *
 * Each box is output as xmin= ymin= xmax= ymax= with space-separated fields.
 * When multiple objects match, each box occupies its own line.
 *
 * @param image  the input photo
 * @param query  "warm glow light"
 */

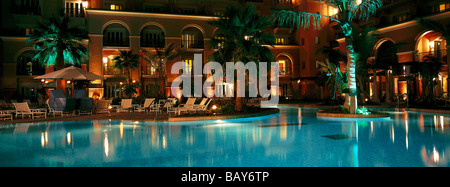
xmin=67 ymin=80 xmax=71 ymax=84
xmin=41 ymin=132 xmax=45 ymax=148
xmin=433 ymin=147 xmax=440 ymax=163
xmin=103 ymin=57 xmax=108 ymax=64
xmin=81 ymin=1 xmax=88 ymax=8
xmin=67 ymin=132 xmax=71 ymax=145
xmin=120 ymin=82 xmax=123 ymax=85
xmin=212 ymin=105 xmax=217 ymax=110
xmin=104 ymin=133 xmax=109 ymax=157
xmin=41 ymin=79 xmax=45 ymax=83
xmin=356 ymin=0 xmax=362 ymax=5
xmin=108 ymin=105 xmax=113 ymax=109
xmin=132 ymin=80 xmax=136 ymax=83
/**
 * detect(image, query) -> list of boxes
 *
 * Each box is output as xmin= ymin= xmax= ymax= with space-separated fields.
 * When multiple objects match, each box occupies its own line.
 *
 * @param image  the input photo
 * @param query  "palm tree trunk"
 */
xmin=56 ymin=50 xmax=66 ymax=92
xmin=344 ymin=36 xmax=358 ymax=114
xmin=372 ymin=69 xmax=379 ymax=103
xmin=126 ymin=69 xmax=130 ymax=84
xmin=235 ymin=78 xmax=243 ymax=112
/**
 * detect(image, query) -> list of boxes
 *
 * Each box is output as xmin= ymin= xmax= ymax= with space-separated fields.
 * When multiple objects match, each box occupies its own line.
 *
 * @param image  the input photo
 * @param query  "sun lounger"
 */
xmin=193 ymin=98 xmax=212 ymax=112
xmin=78 ymin=98 xmax=94 ymax=115
xmin=14 ymin=102 xmax=46 ymax=119
xmin=117 ymin=99 xmax=133 ymax=113
xmin=0 ymin=111 xmax=13 ymax=121
xmin=135 ymin=98 xmax=155 ymax=112
xmin=47 ymin=103 xmax=63 ymax=117
xmin=48 ymin=90 xmax=77 ymax=115
xmin=175 ymin=98 xmax=196 ymax=115
xmin=96 ymin=99 xmax=111 ymax=114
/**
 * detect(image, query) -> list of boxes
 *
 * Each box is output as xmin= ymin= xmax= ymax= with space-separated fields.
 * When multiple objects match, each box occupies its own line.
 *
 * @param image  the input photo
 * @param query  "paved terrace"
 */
xmin=0 ymin=112 xmax=170 ymax=125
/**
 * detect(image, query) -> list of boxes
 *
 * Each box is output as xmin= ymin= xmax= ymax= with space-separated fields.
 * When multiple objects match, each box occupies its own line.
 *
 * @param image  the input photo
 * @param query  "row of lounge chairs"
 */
xmin=0 ymin=90 xmax=95 ymax=121
xmin=116 ymin=97 xmax=212 ymax=115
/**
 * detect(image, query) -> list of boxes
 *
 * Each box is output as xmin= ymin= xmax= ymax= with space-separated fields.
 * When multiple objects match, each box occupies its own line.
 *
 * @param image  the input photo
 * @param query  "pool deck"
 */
xmin=0 ymin=108 xmax=279 ymax=125
xmin=2 ymin=103 xmax=449 ymax=125
xmin=0 ymin=112 xmax=170 ymax=125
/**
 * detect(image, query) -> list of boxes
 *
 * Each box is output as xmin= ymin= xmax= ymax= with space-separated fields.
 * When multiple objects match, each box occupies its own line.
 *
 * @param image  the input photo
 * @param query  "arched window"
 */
xmin=276 ymin=54 xmax=293 ymax=75
xmin=416 ymin=31 xmax=447 ymax=63
xmin=17 ymin=51 xmax=45 ymax=75
xmin=141 ymin=25 xmax=165 ymax=48
xmin=181 ymin=27 xmax=204 ymax=49
xmin=103 ymin=23 xmax=130 ymax=47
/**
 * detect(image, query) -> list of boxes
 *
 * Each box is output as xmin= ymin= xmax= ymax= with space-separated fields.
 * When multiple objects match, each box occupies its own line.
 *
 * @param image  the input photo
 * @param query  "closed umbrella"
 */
xmin=34 ymin=66 xmax=103 ymax=97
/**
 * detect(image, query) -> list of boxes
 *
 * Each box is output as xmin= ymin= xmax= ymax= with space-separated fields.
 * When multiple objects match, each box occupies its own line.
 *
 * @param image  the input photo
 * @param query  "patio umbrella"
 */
xmin=34 ymin=66 xmax=103 ymax=97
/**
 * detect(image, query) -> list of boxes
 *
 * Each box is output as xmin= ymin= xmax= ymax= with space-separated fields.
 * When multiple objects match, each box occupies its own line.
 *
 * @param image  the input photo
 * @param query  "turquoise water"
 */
xmin=1 ymin=106 xmax=449 ymax=167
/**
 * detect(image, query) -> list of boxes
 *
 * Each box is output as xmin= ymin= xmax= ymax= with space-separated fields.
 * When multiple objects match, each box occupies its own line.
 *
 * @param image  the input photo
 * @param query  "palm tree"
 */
xmin=27 ymin=16 xmax=88 ymax=91
xmin=209 ymin=3 xmax=275 ymax=112
xmin=113 ymin=50 xmax=139 ymax=85
xmin=272 ymin=0 xmax=383 ymax=113
xmin=141 ymin=43 xmax=180 ymax=97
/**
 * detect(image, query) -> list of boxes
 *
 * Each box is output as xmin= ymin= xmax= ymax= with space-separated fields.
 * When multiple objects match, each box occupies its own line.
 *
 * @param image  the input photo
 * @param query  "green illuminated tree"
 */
xmin=272 ymin=0 xmax=383 ymax=113
xmin=27 ymin=16 xmax=88 ymax=91
xmin=209 ymin=3 xmax=275 ymax=112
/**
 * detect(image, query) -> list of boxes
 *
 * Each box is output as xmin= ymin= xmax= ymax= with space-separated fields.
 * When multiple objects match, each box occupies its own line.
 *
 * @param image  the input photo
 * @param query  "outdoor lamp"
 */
xmin=212 ymin=105 xmax=217 ymax=115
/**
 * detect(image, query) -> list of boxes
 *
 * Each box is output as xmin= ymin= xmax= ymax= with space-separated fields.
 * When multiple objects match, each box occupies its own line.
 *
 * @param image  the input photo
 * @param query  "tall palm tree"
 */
xmin=272 ymin=0 xmax=383 ymax=113
xmin=141 ymin=43 xmax=180 ymax=97
xmin=113 ymin=50 xmax=139 ymax=85
xmin=27 ymin=16 xmax=88 ymax=91
xmin=209 ymin=3 xmax=275 ymax=111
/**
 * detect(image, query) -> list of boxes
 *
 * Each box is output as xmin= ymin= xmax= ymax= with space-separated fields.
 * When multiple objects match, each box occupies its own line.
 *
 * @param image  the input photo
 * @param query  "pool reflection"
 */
xmin=1 ymin=107 xmax=450 ymax=166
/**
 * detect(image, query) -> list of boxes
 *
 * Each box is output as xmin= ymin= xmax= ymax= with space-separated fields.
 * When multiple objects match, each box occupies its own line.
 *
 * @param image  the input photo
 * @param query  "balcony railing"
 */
xmin=279 ymin=69 xmax=292 ymax=76
xmin=142 ymin=66 xmax=157 ymax=76
xmin=141 ymin=40 xmax=165 ymax=48
xmin=103 ymin=39 xmax=130 ymax=47
xmin=414 ymin=49 xmax=447 ymax=63
xmin=181 ymin=40 xmax=204 ymax=49
xmin=103 ymin=66 xmax=124 ymax=75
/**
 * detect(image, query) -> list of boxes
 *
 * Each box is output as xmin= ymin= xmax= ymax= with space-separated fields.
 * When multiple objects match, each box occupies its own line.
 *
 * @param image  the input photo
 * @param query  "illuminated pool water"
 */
xmin=1 ymin=106 xmax=449 ymax=167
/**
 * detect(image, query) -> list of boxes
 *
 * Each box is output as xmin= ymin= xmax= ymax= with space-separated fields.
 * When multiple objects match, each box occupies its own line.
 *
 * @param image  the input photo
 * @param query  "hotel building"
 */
xmin=1 ymin=0 xmax=449 ymax=103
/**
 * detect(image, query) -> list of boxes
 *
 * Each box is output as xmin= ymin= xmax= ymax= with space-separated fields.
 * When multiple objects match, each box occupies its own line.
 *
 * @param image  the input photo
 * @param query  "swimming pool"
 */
xmin=0 ymin=106 xmax=449 ymax=167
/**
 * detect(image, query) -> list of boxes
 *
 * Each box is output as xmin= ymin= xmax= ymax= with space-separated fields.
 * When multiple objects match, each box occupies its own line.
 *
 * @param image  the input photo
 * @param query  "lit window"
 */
xmin=278 ymin=60 xmax=286 ymax=75
xmin=110 ymin=4 xmax=122 ymax=10
xmin=440 ymin=4 xmax=446 ymax=12
xmin=182 ymin=59 xmax=193 ymax=74
xmin=182 ymin=34 xmax=195 ymax=48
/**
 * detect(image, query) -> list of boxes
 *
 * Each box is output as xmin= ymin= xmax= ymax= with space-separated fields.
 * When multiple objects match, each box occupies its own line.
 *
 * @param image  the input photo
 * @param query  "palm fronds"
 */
xmin=209 ymin=4 xmax=274 ymax=64
xmin=27 ymin=16 xmax=88 ymax=68
xmin=271 ymin=0 xmax=382 ymax=30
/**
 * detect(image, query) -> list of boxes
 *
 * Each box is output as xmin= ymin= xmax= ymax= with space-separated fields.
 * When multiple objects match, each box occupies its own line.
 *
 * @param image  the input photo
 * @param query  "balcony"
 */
xmin=181 ymin=40 xmax=204 ymax=49
xmin=103 ymin=66 xmax=124 ymax=75
xmin=141 ymin=40 xmax=165 ymax=48
xmin=414 ymin=49 xmax=447 ymax=63
xmin=142 ymin=66 xmax=157 ymax=76
xmin=103 ymin=39 xmax=130 ymax=47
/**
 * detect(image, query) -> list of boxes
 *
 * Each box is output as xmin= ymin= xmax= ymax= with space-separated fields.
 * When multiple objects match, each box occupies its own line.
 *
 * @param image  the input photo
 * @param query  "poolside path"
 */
xmin=0 ymin=112 xmax=169 ymax=125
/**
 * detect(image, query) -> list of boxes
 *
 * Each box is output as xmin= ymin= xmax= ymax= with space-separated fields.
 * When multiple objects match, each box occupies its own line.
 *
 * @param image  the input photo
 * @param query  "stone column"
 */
xmin=130 ymin=35 xmax=141 ymax=83
xmin=88 ymin=34 xmax=103 ymax=85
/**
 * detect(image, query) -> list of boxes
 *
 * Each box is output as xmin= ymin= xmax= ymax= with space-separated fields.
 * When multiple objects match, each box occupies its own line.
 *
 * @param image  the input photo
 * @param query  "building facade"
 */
xmin=1 ymin=0 xmax=449 ymax=103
